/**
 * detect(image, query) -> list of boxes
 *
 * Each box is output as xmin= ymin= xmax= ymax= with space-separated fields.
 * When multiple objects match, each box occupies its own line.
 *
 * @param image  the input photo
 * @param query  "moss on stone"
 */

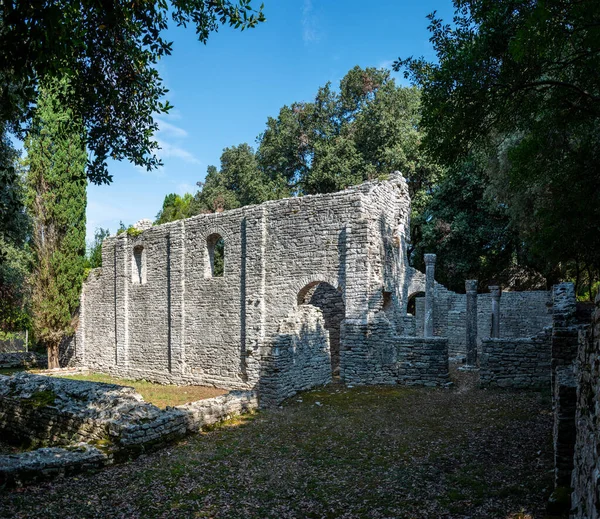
xmin=23 ymin=389 xmax=56 ymax=408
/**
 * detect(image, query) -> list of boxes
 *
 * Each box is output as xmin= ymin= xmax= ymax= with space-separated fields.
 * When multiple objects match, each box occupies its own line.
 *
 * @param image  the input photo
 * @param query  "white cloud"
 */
xmin=302 ymin=0 xmax=320 ymax=44
xmin=155 ymin=139 xmax=201 ymax=165
xmin=155 ymin=117 xmax=188 ymax=138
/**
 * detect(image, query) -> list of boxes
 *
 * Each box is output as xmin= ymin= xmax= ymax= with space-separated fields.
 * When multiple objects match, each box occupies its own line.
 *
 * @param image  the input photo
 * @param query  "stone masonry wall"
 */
xmin=570 ymin=294 xmax=600 ymax=519
xmin=341 ymin=317 xmax=449 ymax=387
xmin=299 ymin=282 xmax=345 ymax=375
xmin=75 ymin=176 xmax=417 ymax=398
xmin=0 ymin=373 xmax=258 ymax=486
xmin=0 ymin=373 xmax=186 ymax=449
xmin=259 ymin=305 xmax=332 ymax=406
xmin=479 ymin=331 xmax=552 ymax=389
xmin=553 ymin=366 xmax=577 ymax=488
xmin=411 ymin=290 xmax=551 ymax=356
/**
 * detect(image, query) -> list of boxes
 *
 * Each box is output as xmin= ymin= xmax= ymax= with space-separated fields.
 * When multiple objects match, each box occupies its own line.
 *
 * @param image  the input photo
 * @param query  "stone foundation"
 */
xmin=0 ymin=373 xmax=258 ymax=486
xmin=553 ymin=366 xmax=577 ymax=488
xmin=570 ymin=303 xmax=600 ymax=518
xmin=0 ymin=351 xmax=46 ymax=369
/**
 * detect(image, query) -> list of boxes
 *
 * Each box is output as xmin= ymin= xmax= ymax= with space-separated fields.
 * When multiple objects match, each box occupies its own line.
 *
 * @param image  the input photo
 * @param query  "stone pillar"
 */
xmin=465 ymin=280 xmax=478 ymax=366
xmin=424 ymin=254 xmax=436 ymax=337
xmin=489 ymin=285 xmax=502 ymax=338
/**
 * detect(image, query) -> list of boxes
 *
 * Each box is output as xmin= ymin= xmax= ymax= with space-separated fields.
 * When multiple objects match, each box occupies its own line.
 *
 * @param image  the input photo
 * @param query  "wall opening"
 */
xmin=206 ymin=233 xmax=225 ymax=278
xmin=382 ymin=290 xmax=393 ymax=314
xmin=298 ymin=281 xmax=345 ymax=376
xmin=406 ymin=291 xmax=425 ymax=316
xmin=132 ymin=245 xmax=146 ymax=284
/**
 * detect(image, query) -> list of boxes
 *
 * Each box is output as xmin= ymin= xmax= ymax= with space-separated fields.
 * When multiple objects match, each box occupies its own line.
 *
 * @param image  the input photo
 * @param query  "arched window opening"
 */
xmin=206 ymin=233 xmax=225 ymax=278
xmin=298 ymin=281 xmax=345 ymax=377
xmin=406 ymin=291 xmax=425 ymax=316
xmin=132 ymin=245 xmax=146 ymax=284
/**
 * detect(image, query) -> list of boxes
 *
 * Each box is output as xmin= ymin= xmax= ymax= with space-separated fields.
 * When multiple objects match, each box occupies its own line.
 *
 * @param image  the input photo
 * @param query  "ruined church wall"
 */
xmin=76 ymin=179 xmax=410 ymax=394
xmin=78 ymin=205 xmax=266 ymax=390
xmin=259 ymin=305 xmax=332 ymax=406
xmin=412 ymin=289 xmax=552 ymax=354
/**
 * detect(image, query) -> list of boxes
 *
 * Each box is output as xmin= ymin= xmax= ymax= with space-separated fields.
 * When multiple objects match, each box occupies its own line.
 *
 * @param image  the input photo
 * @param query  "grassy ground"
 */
xmin=0 ymin=370 xmax=227 ymax=408
xmin=58 ymin=373 xmax=227 ymax=408
xmin=0 ymin=367 xmax=26 ymax=376
xmin=0 ymin=377 xmax=553 ymax=519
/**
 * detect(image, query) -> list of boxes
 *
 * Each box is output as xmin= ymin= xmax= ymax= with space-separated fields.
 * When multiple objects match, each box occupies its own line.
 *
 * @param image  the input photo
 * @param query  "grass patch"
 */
xmin=0 ymin=367 xmax=27 ymax=376
xmin=58 ymin=372 xmax=227 ymax=408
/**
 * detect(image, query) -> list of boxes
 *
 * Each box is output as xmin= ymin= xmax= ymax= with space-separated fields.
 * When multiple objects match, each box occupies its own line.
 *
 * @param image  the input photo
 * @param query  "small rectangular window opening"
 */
xmin=132 ymin=245 xmax=146 ymax=284
xmin=206 ymin=233 xmax=225 ymax=278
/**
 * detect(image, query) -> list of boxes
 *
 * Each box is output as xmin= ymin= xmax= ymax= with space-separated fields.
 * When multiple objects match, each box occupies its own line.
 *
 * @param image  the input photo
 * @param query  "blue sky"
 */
xmin=87 ymin=0 xmax=455 ymax=242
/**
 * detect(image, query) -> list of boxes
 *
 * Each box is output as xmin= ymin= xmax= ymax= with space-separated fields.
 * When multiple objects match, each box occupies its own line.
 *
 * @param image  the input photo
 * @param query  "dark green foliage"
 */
xmin=191 ymin=67 xmax=439 ymax=230
xmin=155 ymin=193 xmax=194 ymax=224
xmin=0 ymin=127 xmax=27 ymax=247
xmin=257 ymin=66 xmax=440 ymax=208
xmin=0 ymin=126 xmax=31 ymax=332
xmin=397 ymin=0 xmax=600 ymax=295
xmin=192 ymin=143 xmax=286 ymax=214
xmin=24 ymin=78 xmax=87 ymax=367
xmin=86 ymin=228 xmax=110 ymax=269
xmin=412 ymin=154 xmax=540 ymax=292
xmin=0 ymin=1 xmax=265 ymax=184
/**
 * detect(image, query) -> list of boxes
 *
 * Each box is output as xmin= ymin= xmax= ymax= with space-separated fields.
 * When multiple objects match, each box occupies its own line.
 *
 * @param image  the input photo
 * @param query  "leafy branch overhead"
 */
xmin=395 ymin=0 xmax=600 ymax=291
xmin=0 ymin=0 xmax=265 ymax=184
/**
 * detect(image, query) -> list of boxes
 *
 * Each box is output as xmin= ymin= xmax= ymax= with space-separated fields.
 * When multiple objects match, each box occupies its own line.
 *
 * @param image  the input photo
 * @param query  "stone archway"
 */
xmin=298 ymin=281 xmax=345 ymax=376
xmin=406 ymin=291 xmax=425 ymax=316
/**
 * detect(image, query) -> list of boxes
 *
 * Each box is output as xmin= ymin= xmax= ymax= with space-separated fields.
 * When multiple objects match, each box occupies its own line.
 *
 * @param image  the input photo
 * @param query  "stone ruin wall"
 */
xmin=569 ymin=291 xmax=600 ymax=518
xmin=73 ymin=176 xmax=415 ymax=401
xmin=412 ymin=288 xmax=552 ymax=356
xmin=71 ymin=172 xmax=555 ymax=403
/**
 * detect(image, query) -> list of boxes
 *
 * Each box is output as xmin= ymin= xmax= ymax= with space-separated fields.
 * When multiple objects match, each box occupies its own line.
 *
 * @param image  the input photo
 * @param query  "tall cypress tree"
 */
xmin=24 ymin=78 xmax=87 ymax=368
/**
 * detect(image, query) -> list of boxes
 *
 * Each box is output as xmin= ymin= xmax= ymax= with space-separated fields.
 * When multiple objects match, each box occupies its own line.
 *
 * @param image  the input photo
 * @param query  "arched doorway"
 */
xmin=406 ymin=291 xmax=425 ymax=316
xmin=298 ymin=281 xmax=345 ymax=376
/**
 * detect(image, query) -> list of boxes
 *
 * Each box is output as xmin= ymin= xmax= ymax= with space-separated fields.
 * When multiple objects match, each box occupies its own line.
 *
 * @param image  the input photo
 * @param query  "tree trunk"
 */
xmin=47 ymin=341 xmax=60 ymax=369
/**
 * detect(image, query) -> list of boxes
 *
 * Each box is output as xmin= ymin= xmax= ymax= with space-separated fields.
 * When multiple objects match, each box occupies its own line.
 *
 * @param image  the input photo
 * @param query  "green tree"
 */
xmin=256 ymin=66 xmax=440 ymax=215
xmin=192 ymin=143 xmax=287 ymax=213
xmin=86 ymin=228 xmax=110 ymax=269
xmin=411 ymin=153 xmax=545 ymax=292
xmin=0 ymin=1 xmax=265 ymax=184
xmin=0 ymin=125 xmax=27 ymax=249
xmin=396 ymin=0 xmax=600 ymax=294
xmin=24 ymin=79 xmax=87 ymax=368
xmin=155 ymin=193 xmax=194 ymax=224
xmin=0 ymin=125 xmax=31 ymax=332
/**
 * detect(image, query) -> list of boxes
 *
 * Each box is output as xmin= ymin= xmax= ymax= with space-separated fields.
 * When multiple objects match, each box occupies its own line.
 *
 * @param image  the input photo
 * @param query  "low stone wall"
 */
xmin=0 ymin=444 xmax=108 ymax=487
xmin=0 ymin=373 xmax=258 ymax=486
xmin=396 ymin=336 xmax=450 ymax=386
xmin=179 ymin=390 xmax=258 ymax=431
xmin=0 ymin=373 xmax=187 ymax=449
xmin=342 ymin=319 xmax=450 ymax=387
xmin=479 ymin=333 xmax=551 ymax=389
xmin=0 ymin=351 xmax=46 ymax=369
